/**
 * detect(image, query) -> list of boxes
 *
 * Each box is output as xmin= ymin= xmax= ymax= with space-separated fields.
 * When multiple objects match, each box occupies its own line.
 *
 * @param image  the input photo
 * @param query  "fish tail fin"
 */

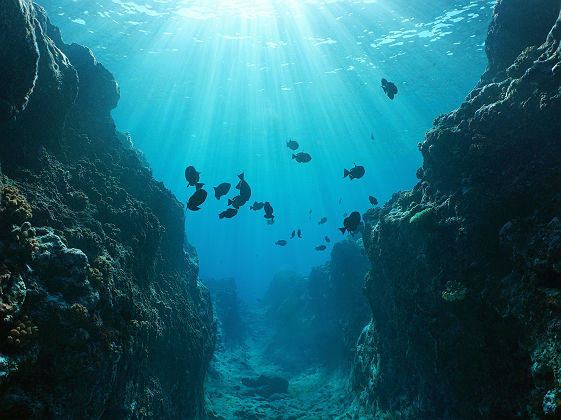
xmin=344 ymin=169 xmax=350 ymax=178
xmin=196 ymin=183 xmax=203 ymax=190
xmin=339 ymin=227 xmax=346 ymax=234
xmin=292 ymin=154 xmax=296 ymax=159
xmin=228 ymin=199 xmax=233 ymax=206
xmin=219 ymin=213 xmax=225 ymax=219
xmin=238 ymin=172 xmax=244 ymax=180
xmin=193 ymin=206 xmax=200 ymax=211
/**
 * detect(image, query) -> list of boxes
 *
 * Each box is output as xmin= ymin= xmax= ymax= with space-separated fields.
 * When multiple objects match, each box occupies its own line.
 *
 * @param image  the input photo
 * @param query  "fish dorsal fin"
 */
xmin=238 ymin=172 xmax=244 ymax=180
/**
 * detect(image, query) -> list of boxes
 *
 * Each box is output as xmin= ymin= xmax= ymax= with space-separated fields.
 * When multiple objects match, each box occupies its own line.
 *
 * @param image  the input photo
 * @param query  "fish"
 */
xmin=371 ymin=132 xmax=375 ymax=140
xmin=325 ymin=236 xmax=331 ymax=243
xmin=236 ymin=172 xmax=251 ymax=205
xmin=250 ymin=201 xmax=264 ymax=211
xmin=291 ymin=230 xmax=295 ymax=239
xmin=338 ymin=197 xmax=342 ymax=205
xmin=318 ymin=217 xmax=327 ymax=225
xmin=187 ymin=183 xmax=207 ymax=211
xmin=297 ymin=229 xmax=302 ymax=238
xmin=381 ymin=78 xmax=398 ymax=100
xmin=228 ymin=195 xmax=245 ymax=209
xmin=219 ymin=208 xmax=238 ymax=219
xmin=344 ymin=164 xmax=365 ymax=180
xmin=276 ymin=240 xmax=287 ymax=246
xmin=264 ymin=201 xmax=274 ymax=217
xmin=214 ymin=183 xmax=231 ymax=200
xmin=369 ymin=196 xmax=378 ymax=206
xmin=339 ymin=211 xmax=361 ymax=234
xmin=292 ymin=152 xmax=312 ymax=163
xmin=315 ymin=245 xmax=327 ymax=251
xmin=184 ymin=165 xmax=200 ymax=187
xmin=286 ymin=139 xmax=299 ymax=150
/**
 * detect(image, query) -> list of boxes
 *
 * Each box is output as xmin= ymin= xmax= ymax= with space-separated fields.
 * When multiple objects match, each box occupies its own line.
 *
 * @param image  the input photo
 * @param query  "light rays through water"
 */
xmin=42 ymin=0 xmax=492 ymax=299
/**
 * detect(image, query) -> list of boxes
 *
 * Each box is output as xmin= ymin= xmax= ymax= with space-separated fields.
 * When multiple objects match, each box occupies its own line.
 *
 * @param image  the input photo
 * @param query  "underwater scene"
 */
xmin=1 ymin=0 xmax=561 ymax=418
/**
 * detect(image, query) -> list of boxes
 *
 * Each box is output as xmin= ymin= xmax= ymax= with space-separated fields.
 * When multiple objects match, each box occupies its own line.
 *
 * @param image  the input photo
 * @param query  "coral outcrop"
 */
xmin=0 ymin=1 xmax=215 ymax=418
xmin=352 ymin=1 xmax=561 ymax=418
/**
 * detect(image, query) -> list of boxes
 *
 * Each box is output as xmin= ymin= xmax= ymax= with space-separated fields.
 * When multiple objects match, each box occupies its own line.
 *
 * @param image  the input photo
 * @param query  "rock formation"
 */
xmin=0 ymin=1 xmax=215 ymax=418
xmin=352 ymin=1 xmax=561 ymax=418
xmin=264 ymin=240 xmax=370 ymax=368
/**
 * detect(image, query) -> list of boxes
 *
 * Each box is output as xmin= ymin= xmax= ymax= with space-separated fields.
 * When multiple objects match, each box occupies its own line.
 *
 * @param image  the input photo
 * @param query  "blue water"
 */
xmin=41 ymin=0 xmax=492 ymax=300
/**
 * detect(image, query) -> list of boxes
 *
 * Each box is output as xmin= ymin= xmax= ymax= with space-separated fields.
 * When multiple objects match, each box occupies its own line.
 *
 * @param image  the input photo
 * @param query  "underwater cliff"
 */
xmin=0 ymin=1 xmax=215 ymax=417
xmin=353 ymin=1 xmax=561 ymax=418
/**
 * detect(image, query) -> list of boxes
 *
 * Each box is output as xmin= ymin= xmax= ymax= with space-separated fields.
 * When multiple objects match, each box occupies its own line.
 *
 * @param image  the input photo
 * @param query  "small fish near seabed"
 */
xmin=185 ymin=165 xmax=200 ymax=187
xmin=325 ymin=236 xmax=331 ymax=243
xmin=339 ymin=211 xmax=361 ymax=234
xmin=344 ymin=164 xmax=365 ymax=180
xmin=371 ymin=132 xmax=375 ymax=140
xmin=291 ymin=230 xmax=296 ymax=239
xmin=286 ymin=139 xmax=299 ymax=150
xmin=381 ymin=78 xmax=398 ymax=100
xmin=276 ymin=240 xmax=287 ymax=246
xmin=369 ymin=196 xmax=378 ymax=206
xmin=318 ymin=217 xmax=327 ymax=225
xmin=292 ymin=152 xmax=312 ymax=163
xmin=297 ymin=229 xmax=302 ymax=238
xmin=250 ymin=201 xmax=265 ymax=211
xmin=315 ymin=245 xmax=327 ymax=251
xmin=219 ymin=208 xmax=238 ymax=219
xmin=187 ymin=183 xmax=207 ymax=211
xmin=214 ymin=183 xmax=231 ymax=200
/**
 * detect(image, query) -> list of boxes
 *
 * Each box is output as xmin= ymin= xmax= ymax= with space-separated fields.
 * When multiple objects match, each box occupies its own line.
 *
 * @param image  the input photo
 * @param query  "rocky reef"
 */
xmin=264 ymin=239 xmax=370 ymax=369
xmin=353 ymin=1 xmax=561 ymax=418
xmin=0 ymin=1 xmax=215 ymax=418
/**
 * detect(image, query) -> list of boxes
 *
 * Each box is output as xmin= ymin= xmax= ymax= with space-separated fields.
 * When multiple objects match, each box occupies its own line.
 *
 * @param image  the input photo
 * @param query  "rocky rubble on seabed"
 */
xmin=204 ymin=239 xmax=370 ymax=419
xmin=350 ymin=1 xmax=561 ymax=419
xmin=0 ymin=1 xmax=215 ymax=418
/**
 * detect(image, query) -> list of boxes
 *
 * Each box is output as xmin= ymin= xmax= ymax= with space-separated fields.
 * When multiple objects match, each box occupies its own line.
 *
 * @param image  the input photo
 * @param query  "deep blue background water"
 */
xmin=40 ymin=0 xmax=493 ymax=300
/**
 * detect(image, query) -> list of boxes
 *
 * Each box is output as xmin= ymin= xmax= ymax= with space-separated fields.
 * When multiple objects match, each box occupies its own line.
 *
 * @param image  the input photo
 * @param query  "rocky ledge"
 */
xmin=352 ymin=1 xmax=561 ymax=418
xmin=0 ymin=1 xmax=215 ymax=418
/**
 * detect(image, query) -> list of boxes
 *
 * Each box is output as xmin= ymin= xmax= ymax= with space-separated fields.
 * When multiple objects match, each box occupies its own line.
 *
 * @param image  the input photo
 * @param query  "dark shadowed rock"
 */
xmin=0 ymin=0 xmax=39 ymax=121
xmin=480 ymin=0 xmax=561 ymax=84
xmin=351 ymin=3 xmax=561 ymax=419
xmin=0 ymin=1 xmax=216 ymax=418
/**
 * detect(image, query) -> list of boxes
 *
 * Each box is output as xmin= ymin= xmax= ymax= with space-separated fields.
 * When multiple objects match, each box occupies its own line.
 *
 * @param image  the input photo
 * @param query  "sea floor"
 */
xmin=205 ymin=306 xmax=352 ymax=419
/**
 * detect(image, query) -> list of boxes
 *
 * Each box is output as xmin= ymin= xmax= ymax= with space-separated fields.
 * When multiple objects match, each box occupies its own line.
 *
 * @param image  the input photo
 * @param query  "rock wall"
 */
xmin=352 ymin=1 xmax=561 ymax=418
xmin=0 ymin=1 xmax=215 ymax=418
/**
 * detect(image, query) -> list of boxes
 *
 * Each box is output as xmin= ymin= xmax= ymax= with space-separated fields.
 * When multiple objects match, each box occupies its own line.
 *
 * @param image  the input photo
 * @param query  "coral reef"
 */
xmin=352 ymin=1 xmax=561 ymax=418
xmin=0 ymin=1 xmax=215 ymax=418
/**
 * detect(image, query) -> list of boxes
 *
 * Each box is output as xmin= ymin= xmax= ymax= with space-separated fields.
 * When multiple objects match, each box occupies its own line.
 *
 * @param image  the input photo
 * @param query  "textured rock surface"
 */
xmin=352 ymin=1 xmax=561 ymax=419
xmin=0 ymin=1 xmax=215 ymax=418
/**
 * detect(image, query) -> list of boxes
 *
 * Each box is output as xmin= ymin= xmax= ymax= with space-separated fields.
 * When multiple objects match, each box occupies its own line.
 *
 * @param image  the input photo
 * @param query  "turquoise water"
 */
xmin=41 ymin=0 xmax=492 ymax=300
